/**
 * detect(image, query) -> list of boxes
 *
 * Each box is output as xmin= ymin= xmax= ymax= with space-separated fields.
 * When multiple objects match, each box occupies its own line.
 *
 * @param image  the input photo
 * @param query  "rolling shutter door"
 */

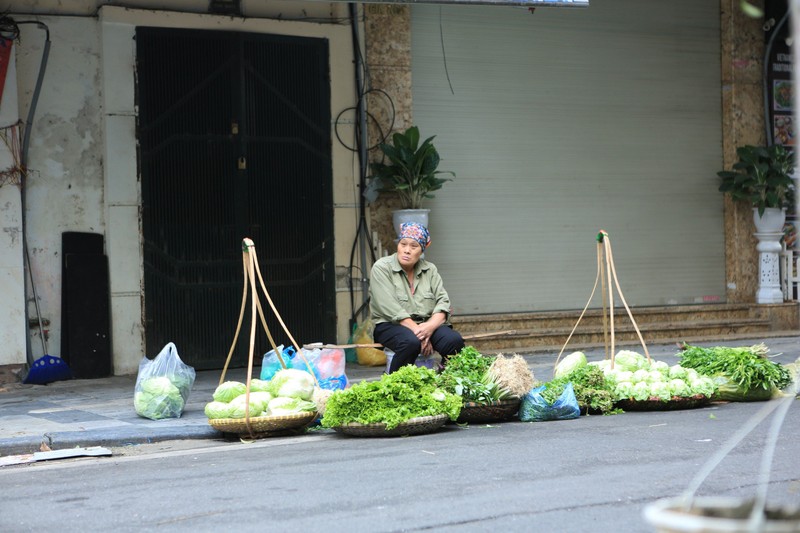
xmin=411 ymin=0 xmax=724 ymax=314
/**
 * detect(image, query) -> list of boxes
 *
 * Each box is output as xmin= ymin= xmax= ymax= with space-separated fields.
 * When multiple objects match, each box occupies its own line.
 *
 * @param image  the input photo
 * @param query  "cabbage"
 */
xmin=632 ymin=381 xmax=651 ymax=401
xmin=249 ymin=379 xmax=272 ymax=393
xmin=632 ymin=369 xmax=650 ymax=383
xmin=614 ymin=381 xmax=635 ymax=400
xmin=229 ymin=394 xmax=263 ymax=418
xmin=649 ymin=382 xmax=671 ymax=401
xmin=554 ymin=351 xmax=588 ymax=378
xmin=134 ymin=390 xmax=185 ymax=420
xmin=668 ymin=379 xmax=690 ymax=397
xmin=689 ymin=376 xmax=717 ymax=397
xmin=651 ymin=361 xmax=670 ymax=374
xmin=685 ymin=368 xmax=700 ymax=382
xmin=614 ymin=350 xmax=647 ymax=371
xmin=247 ymin=391 xmax=274 ymax=412
xmin=135 ymin=377 xmax=185 ymax=420
xmin=604 ymin=368 xmax=620 ymax=385
xmin=141 ymin=376 xmax=180 ymax=397
xmin=647 ymin=370 xmax=664 ymax=384
xmin=213 ymin=381 xmax=247 ymax=403
xmin=269 ymin=369 xmax=315 ymax=400
xmin=204 ymin=401 xmax=233 ymax=419
xmin=615 ymin=370 xmax=634 ymax=384
xmin=265 ymin=396 xmax=317 ymax=416
xmin=668 ymin=365 xmax=688 ymax=380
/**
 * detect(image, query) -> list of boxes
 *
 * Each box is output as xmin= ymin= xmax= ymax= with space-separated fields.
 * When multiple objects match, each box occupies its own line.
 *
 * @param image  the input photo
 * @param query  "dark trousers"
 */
xmin=373 ymin=322 xmax=465 ymax=373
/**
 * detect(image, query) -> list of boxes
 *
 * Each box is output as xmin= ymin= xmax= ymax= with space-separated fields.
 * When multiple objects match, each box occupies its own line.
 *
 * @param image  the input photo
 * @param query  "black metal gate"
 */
xmin=136 ymin=27 xmax=335 ymax=370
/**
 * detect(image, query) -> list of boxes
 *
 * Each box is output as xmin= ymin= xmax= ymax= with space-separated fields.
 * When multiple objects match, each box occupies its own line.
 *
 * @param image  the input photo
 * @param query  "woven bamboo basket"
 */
xmin=616 ymin=394 xmax=711 ymax=412
xmin=332 ymin=414 xmax=449 ymax=438
xmin=455 ymin=398 xmax=521 ymax=424
xmin=208 ymin=411 xmax=317 ymax=436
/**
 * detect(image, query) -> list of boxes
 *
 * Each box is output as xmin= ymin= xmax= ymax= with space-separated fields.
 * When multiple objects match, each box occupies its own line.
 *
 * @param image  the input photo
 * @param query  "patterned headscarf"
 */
xmin=398 ymin=222 xmax=431 ymax=250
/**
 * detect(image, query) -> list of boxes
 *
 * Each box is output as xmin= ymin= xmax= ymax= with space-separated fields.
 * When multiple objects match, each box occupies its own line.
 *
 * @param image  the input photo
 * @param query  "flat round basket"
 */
xmin=332 ymin=414 xmax=449 ymax=438
xmin=616 ymin=394 xmax=711 ymax=412
xmin=208 ymin=411 xmax=317 ymax=435
xmin=455 ymin=398 xmax=521 ymax=424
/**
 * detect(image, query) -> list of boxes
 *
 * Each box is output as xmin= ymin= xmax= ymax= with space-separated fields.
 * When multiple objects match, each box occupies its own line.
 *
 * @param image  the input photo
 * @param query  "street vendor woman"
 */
xmin=369 ymin=222 xmax=465 ymax=373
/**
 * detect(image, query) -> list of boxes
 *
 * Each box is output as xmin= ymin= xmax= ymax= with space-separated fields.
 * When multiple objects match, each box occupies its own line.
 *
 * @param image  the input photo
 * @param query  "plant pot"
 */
xmin=753 ymin=207 xmax=786 ymax=233
xmin=643 ymin=496 xmax=800 ymax=533
xmin=392 ymin=209 xmax=430 ymax=238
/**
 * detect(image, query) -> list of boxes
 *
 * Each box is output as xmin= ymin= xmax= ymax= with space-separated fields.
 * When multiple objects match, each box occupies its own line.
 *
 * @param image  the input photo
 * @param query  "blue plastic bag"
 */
xmin=261 ymin=345 xmax=348 ymax=391
xmin=519 ymin=382 xmax=581 ymax=422
xmin=260 ymin=344 xmax=288 ymax=381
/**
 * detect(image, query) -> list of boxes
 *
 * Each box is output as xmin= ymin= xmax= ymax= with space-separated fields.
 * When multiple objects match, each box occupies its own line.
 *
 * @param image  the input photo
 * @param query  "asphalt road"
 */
xmin=1 ymin=394 xmax=798 ymax=533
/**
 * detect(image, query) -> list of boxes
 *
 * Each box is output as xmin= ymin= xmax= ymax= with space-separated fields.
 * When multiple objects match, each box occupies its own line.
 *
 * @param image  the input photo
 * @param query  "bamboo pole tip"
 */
xmin=242 ymin=238 xmax=255 ymax=251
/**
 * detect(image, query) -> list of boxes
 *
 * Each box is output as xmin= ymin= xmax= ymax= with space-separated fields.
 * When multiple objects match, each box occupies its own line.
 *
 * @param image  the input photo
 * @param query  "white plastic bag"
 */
xmin=134 ymin=342 xmax=196 ymax=420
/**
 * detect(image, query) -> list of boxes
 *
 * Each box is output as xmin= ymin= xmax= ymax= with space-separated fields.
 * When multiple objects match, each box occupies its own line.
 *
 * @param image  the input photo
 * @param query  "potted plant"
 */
xmin=717 ymin=144 xmax=795 ymax=231
xmin=369 ymin=126 xmax=454 ymax=236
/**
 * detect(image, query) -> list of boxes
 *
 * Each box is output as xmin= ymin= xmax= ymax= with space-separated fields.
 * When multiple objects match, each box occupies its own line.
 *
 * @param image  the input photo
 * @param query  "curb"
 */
xmin=0 ymin=425 xmax=221 ymax=457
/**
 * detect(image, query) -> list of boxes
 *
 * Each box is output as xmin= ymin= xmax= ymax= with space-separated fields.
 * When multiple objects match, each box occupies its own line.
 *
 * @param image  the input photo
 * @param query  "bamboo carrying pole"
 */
xmin=554 ymin=231 xmax=650 ymax=370
xmin=303 ymin=329 xmax=519 ymax=350
xmin=218 ymin=238 xmax=319 ymax=437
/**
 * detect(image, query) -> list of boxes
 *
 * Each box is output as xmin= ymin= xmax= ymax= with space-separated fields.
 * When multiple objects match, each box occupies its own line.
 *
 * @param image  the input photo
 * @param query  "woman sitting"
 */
xmin=369 ymin=222 xmax=464 ymax=373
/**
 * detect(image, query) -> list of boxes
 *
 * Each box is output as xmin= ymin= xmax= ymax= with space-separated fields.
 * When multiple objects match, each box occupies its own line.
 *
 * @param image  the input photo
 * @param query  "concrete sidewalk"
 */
xmin=1 ymin=335 xmax=798 ymax=458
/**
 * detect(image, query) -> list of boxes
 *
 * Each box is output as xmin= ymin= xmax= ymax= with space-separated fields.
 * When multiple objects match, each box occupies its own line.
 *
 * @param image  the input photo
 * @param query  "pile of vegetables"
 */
xmin=134 ymin=374 xmax=193 ymax=420
xmin=204 ymin=369 xmax=317 ymax=419
xmin=551 ymin=349 xmax=717 ymax=407
xmin=599 ymin=350 xmax=717 ymax=402
xmin=321 ymin=365 xmax=461 ymax=430
xmin=437 ymin=346 xmax=513 ymax=404
xmin=541 ymin=363 xmax=616 ymax=414
xmin=678 ymin=343 xmax=792 ymax=401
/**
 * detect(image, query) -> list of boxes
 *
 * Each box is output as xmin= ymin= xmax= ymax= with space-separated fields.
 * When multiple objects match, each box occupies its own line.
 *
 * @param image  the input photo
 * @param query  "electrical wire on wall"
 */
xmin=333 ymin=3 xmax=399 ymax=332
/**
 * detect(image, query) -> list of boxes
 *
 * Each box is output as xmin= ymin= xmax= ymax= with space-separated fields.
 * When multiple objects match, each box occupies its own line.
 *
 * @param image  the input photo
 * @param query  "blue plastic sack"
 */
xmin=260 ymin=344 xmax=288 ymax=381
xmin=519 ymin=382 xmax=581 ymax=422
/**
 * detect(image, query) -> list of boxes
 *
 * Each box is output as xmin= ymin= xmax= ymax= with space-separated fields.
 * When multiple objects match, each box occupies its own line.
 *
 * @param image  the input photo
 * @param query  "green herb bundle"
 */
xmin=438 ymin=346 xmax=509 ymax=404
xmin=320 ymin=365 xmax=461 ymax=430
xmin=678 ymin=343 xmax=791 ymax=392
xmin=541 ymin=365 xmax=616 ymax=414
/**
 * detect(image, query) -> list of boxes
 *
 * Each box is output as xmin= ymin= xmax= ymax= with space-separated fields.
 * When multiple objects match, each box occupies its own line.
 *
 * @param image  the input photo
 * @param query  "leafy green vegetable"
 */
xmin=554 ymin=351 xmax=587 ymax=378
xmin=541 ymin=365 xmax=616 ymax=414
xmin=266 ymin=396 xmax=316 ymax=416
xmin=229 ymin=394 xmax=263 ymax=418
xmin=678 ymin=343 xmax=791 ymax=392
xmin=135 ymin=377 xmax=186 ymax=420
xmin=204 ymin=401 xmax=233 ymax=419
xmin=269 ymin=369 xmax=315 ymax=401
xmin=438 ymin=346 xmax=507 ymax=404
xmin=321 ymin=366 xmax=461 ymax=430
xmin=613 ymin=350 xmax=648 ymax=371
xmin=213 ymin=381 xmax=247 ymax=403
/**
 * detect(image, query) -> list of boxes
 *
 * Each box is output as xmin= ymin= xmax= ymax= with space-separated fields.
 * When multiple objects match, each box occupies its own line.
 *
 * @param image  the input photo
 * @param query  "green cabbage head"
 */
xmin=632 ymin=381 xmax=651 ymax=401
xmin=213 ymin=381 xmax=247 ymax=403
xmin=554 ymin=351 xmax=587 ymax=378
xmin=228 ymin=394 xmax=264 ymax=418
xmin=614 ymin=350 xmax=647 ymax=372
xmin=269 ymin=369 xmax=315 ymax=401
xmin=266 ymin=396 xmax=317 ymax=416
xmin=614 ymin=381 xmax=635 ymax=401
xmin=204 ymin=401 xmax=234 ymax=419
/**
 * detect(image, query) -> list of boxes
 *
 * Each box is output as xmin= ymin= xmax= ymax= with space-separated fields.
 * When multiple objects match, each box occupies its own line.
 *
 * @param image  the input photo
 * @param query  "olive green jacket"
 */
xmin=369 ymin=253 xmax=452 ymax=325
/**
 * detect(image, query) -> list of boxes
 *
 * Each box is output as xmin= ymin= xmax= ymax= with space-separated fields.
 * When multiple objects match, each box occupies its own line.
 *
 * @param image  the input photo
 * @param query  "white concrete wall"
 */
xmin=14 ymin=19 xmax=105 ymax=367
xmin=0 ymin=45 xmax=26 ymax=366
xmin=8 ymin=5 xmax=362 ymax=374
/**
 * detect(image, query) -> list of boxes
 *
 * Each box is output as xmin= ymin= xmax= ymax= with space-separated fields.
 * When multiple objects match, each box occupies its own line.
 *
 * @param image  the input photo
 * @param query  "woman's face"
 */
xmin=397 ymin=238 xmax=423 ymax=269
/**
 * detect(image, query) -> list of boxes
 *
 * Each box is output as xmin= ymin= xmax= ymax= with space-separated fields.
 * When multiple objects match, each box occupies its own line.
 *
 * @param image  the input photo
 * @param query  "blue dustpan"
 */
xmin=23 ymin=354 xmax=73 ymax=385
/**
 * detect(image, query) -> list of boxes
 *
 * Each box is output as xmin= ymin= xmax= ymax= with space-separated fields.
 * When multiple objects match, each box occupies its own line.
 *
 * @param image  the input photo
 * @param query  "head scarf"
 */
xmin=398 ymin=222 xmax=431 ymax=250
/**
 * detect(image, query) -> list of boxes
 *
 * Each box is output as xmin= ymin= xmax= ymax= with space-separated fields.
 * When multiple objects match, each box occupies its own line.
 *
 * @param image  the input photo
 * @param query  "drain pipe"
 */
xmin=15 ymin=20 xmax=51 ymax=365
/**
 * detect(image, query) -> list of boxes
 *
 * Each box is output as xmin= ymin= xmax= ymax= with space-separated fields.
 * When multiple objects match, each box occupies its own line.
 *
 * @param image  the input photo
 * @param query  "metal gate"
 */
xmin=136 ymin=27 xmax=335 ymax=370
